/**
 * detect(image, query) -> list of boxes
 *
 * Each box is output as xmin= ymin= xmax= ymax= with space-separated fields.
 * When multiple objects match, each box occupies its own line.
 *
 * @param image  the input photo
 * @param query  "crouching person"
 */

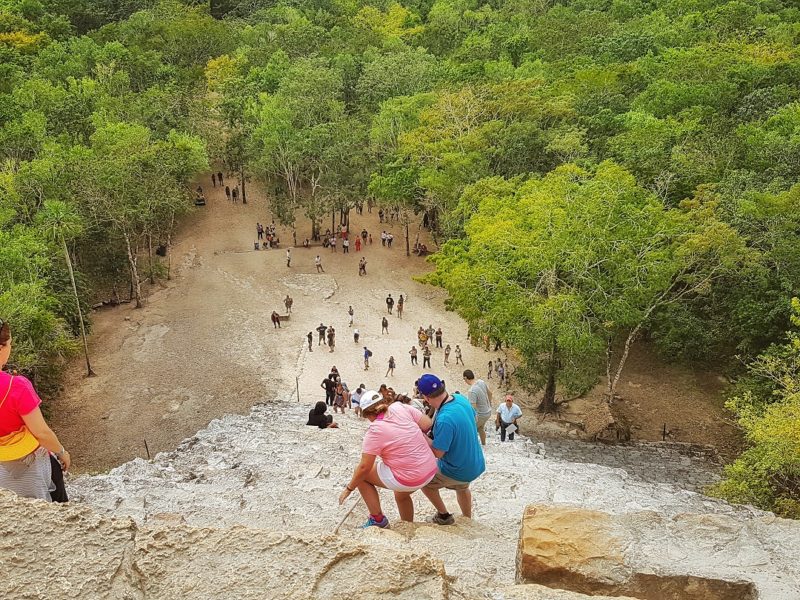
xmin=339 ymin=390 xmax=437 ymax=528
xmin=417 ymin=374 xmax=485 ymax=525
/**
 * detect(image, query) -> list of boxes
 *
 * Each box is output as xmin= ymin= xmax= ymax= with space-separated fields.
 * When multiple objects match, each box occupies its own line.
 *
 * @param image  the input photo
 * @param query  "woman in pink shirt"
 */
xmin=0 ymin=319 xmax=71 ymax=501
xmin=339 ymin=390 xmax=437 ymax=528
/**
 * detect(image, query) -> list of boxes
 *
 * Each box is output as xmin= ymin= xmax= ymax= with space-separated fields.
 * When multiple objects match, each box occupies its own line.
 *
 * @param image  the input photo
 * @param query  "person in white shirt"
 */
xmin=351 ymin=385 xmax=365 ymax=417
xmin=496 ymin=394 xmax=522 ymax=441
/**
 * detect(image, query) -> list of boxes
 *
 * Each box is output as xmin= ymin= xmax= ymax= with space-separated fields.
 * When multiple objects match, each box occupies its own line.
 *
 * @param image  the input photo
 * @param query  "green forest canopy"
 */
xmin=1 ymin=0 xmax=798 ymax=515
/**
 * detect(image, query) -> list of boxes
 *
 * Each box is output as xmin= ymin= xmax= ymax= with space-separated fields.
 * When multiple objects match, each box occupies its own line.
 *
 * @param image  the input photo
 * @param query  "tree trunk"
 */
xmin=123 ymin=231 xmax=143 ymax=308
xmin=240 ymin=166 xmax=247 ymax=204
xmin=608 ymin=323 xmax=643 ymax=398
xmin=538 ymin=340 xmax=558 ymax=413
xmin=331 ymin=209 xmax=335 ymax=233
xmin=62 ymin=238 xmax=95 ymax=377
xmin=147 ymin=234 xmax=155 ymax=285
xmin=405 ymin=219 xmax=410 ymax=257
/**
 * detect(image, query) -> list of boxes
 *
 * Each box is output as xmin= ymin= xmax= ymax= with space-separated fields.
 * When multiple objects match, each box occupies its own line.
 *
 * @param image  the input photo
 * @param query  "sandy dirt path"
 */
xmin=52 ymin=176 xmax=498 ymax=473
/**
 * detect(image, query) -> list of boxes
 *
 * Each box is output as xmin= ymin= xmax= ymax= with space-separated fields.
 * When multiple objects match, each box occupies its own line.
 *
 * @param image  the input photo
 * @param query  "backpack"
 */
xmin=367 ymin=350 xmax=373 ymax=357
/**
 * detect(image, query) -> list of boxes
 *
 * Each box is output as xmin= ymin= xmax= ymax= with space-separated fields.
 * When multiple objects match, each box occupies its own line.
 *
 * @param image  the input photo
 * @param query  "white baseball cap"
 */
xmin=359 ymin=390 xmax=382 ymax=412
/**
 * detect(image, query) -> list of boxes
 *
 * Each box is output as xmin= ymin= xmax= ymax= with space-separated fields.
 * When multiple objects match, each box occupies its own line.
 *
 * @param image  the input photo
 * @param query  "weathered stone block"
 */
xmin=517 ymin=505 xmax=799 ymax=599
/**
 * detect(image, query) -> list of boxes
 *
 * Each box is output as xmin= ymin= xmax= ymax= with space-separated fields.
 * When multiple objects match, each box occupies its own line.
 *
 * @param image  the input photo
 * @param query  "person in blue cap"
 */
xmin=417 ymin=374 xmax=485 ymax=525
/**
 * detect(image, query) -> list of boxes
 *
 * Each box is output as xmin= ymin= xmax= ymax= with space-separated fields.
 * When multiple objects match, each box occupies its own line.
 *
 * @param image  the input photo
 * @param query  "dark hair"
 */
xmin=0 ymin=319 xmax=9 ymax=346
xmin=463 ymin=369 xmax=474 ymax=380
xmin=394 ymin=394 xmax=412 ymax=405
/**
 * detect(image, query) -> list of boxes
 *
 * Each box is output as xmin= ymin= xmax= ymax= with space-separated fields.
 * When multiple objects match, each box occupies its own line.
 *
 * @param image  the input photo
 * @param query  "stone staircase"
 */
xmin=63 ymin=401 xmax=797 ymax=598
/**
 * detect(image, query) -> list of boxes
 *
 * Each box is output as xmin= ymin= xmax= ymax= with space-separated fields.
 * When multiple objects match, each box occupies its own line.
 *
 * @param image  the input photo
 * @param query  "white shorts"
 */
xmin=376 ymin=461 xmax=435 ymax=493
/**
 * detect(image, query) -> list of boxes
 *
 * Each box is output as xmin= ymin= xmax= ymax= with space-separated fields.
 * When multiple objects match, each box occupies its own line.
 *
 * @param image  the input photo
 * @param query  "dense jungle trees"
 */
xmin=1 ymin=0 xmax=799 ymax=513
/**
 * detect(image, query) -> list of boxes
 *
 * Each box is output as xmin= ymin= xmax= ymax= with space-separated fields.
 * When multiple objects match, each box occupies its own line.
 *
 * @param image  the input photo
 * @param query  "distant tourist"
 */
xmin=409 ymin=345 xmax=418 ymax=366
xmin=463 ymin=370 xmax=492 ymax=446
xmin=386 ymin=294 xmax=394 ymax=314
xmin=496 ymin=394 xmax=522 ymax=442
xmin=315 ymin=255 xmax=324 ymax=273
xmin=284 ymin=295 xmax=293 ymax=314
xmin=307 ymin=331 xmax=313 ymax=352
xmin=271 ymin=311 xmax=281 ymax=329
xmin=338 ymin=390 xmax=437 ymax=528
xmin=454 ymin=344 xmax=464 ymax=365
xmin=316 ymin=322 xmax=327 ymax=346
xmin=385 ymin=356 xmax=395 ymax=377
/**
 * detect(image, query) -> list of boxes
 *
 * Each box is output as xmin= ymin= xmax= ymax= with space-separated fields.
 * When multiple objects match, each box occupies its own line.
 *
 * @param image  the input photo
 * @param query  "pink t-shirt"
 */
xmin=362 ymin=403 xmax=437 ymax=487
xmin=0 ymin=373 xmax=41 ymax=436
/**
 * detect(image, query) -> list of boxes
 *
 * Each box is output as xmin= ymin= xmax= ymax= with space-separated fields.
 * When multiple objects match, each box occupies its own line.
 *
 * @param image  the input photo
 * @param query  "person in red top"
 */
xmin=0 ymin=319 xmax=71 ymax=501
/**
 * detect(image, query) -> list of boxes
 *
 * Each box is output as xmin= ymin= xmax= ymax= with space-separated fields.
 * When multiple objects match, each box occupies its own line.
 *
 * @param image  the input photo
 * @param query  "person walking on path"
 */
xmin=444 ymin=344 xmax=451 ymax=365
xmin=361 ymin=229 xmax=368 ymax=244
xmin=426 ymin=324 xmax=435 ymax=343
xmin=435 ymin=328 xmax=443 ymax=349
xmin=315 ymin=255 xmax=324 ymax=273
xmin=418 ymin=327 xmax=428 ymax=347
xmin=354 ymin=328 xmax=360 ymax=344
xmin=409 ymin=346 xmax=418 ymax=365
xmin=386 ymin=294 xmax=394 ymax=314
xmin=284 ymin=295 xmax=293 ymax=314
xmin=286 ymin=248 xmax=291 ymax=267
xmin=217 ymin=171 xmax=224 ymax=185
xmin=422 ymin=345 xmax=432 ymax=369
xmin=232 ymin=187 xmax=239 ymax=203
xmin=271 ymin=311 xmax=281 ymax=328
xmin=343 ymin=238 xmax=349 ymax=253
xmin=211 ymin=173 xmax=217 ymax=187
xmin=454 ymin=344 xmax=464 ymax=365
xmin=330 ymin=236 xmax=337 ymax=252
xmin=464 ymin=370 xmax=493 ymax=446
xmin=327 ymin=326 xmax=336 ymax=352
xmin=497 ymin=360 xmax=506 ymax=386
xmin=257 ymin=223 xmax=264 ymax=240
xmin=358 ymin=257 xmax=367 ymax=276
xmin=363 ymin=347 xmax=372 ymax=370
xmin=355 ymin=237 xmax=361 ymax=252
xmin=307 ymin=331 xmax=313 ymax=351
xmin=225 ymin=185 xmax=231 ymax=201
xmin=348 ymin=306 xmax=354 ymax=327
xmin=397 ymin=294 xmax=404 ymax=318
xmin=385 ymin=356 xmax=396 ymax=377
xmin=496 ymin=395 xmax=522 ymax=441
xmin=487 ymin=360 xmax=493 ymax=379
xmin=381 ymin=316 xmax=389 ymax=335
xmin=417 ymin=374 xmax=485 ymax=525
xmin=321 ymin=375 xmax=336 ymax=406
xmin=316 ymin=323 xmax=327 ymax=346
xmin=338 ymin=390 xmax=437 ymax=528
xmin=0 ymin=319 xmax=71 ymax=502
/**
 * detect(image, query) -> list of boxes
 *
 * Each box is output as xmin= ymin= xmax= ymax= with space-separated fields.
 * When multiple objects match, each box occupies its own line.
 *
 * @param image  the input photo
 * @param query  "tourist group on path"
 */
xmin=308 ymin=362 xmax=523 ymax=529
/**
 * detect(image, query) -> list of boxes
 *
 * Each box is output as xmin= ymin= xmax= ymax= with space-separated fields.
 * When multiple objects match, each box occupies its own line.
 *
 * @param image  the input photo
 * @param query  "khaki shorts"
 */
xmin=476 ymin=414 xmax=491 ymax=430
xmin=425 ymin=471 xmax=471 ymax=491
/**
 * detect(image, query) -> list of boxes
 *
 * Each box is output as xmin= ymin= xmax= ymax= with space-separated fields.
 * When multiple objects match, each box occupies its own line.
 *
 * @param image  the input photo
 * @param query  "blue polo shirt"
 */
xmin=432 ymin=393 xmax=486 ymax=482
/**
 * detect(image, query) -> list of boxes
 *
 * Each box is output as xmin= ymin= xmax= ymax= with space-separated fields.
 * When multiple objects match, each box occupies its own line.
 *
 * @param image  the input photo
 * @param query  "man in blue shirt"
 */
xmin=418 ymin=374 xmax=485 ymax=525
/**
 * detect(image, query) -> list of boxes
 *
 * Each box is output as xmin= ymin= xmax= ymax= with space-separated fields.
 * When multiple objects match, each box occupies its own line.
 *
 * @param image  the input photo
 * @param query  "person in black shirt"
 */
xmin=321 ymin=377 xmax=336 ymax=405
xmin=307 ymin=402 xmax=338 ymax=429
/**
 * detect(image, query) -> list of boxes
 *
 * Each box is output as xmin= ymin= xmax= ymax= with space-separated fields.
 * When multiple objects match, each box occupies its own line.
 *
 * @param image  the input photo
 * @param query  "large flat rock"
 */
xmin=0 ymin=490 xmax=448 ymax=599
xmin=517 ymin=504 xmax=800 ymax=599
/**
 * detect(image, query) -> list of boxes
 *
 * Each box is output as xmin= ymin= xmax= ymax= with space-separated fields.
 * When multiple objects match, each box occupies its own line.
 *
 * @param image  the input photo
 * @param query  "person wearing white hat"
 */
xmin=338 ymin=390 xmax=436 ymax=528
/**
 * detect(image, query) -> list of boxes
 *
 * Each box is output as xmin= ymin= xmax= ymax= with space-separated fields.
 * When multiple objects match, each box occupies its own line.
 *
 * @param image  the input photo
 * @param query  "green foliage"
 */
xmin=711 ymin=298 xmax=800 ymax=518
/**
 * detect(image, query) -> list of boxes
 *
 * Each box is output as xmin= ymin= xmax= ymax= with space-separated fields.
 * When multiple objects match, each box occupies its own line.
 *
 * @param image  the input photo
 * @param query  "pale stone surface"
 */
xmin=62 ymin=401 xmax=800 ymax=598
xmin=498 ymin=585 xmax=638 ymax=599
xmin=0 ymin=490 xmax=449 ymax=600
xmin=517 ymin=504 xmax=800 ymax=599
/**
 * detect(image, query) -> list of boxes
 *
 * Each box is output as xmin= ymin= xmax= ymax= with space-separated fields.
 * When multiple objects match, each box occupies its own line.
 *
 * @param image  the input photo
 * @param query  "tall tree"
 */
xmin=38 ymin=200 xmax=95 ymax=376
